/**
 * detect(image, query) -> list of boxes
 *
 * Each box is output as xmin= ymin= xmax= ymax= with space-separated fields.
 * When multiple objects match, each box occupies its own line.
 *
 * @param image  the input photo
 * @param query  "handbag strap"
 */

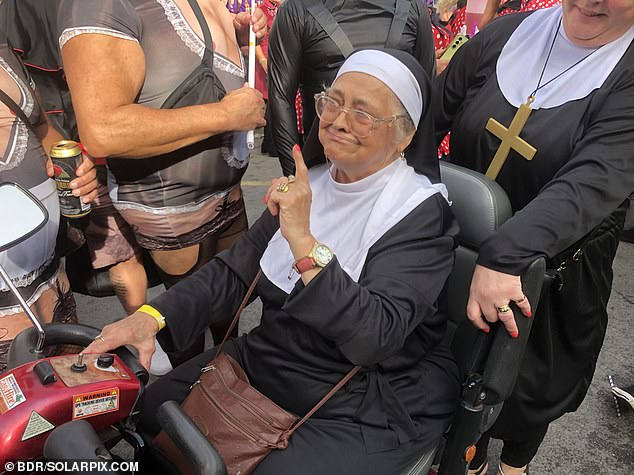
xmin=217 ymin=269 xmax=263 ymax=353
xmin=287 ymin=364 xmax=360 ymax=437
xmin=216 ymin=268 xmax=361 ymax=434
xmin=0 ymin=88 xmax=37 ymax=133
xmin=187 ymin=0 xmax=215 ymax=64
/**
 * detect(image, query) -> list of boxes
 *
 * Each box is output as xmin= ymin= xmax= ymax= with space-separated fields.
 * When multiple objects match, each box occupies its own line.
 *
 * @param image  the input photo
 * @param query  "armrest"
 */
xmin=482 ymin=257 xmax=547 ymax=403
xmin=156 ymin=401 xmax=227 ymax=475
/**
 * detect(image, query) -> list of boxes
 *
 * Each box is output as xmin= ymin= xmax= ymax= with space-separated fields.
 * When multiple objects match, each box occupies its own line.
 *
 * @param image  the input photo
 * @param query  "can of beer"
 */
xmin=50 ymin=140 xmax=91 ymax=218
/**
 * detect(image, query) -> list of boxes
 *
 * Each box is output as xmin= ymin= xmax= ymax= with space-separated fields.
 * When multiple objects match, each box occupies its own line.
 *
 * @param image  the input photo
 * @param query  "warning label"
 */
xmin=22 ymin=411 xmax=55 ymax=441
xmin=72 ymin=387 xmax=119 ymax=420
xmin=0 ymin=374 xmax=26 ymax=414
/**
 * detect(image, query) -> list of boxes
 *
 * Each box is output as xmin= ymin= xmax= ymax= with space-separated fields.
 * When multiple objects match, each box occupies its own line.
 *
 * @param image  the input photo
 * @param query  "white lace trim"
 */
xmin=58 ymin=27 xmax=139 ymax=50
xmin=215 ymin=53 xmax=245 ymax=79
xmin=158 ymin=0 xmax=206 ymax=58
xmin=156 ymin=0 xmax=245 ymax=78
xmin=0 ymin=56 xmax=34 ymax=171
xmin=222 ymin=148 xmax=249 ymax=168
xmin=0 ymin=262 xmax=60 ymax=317
xmin=0 ymin=256 xmax=55 ymax=293
xmin=221 ymin=132 xmax=250 ymax=169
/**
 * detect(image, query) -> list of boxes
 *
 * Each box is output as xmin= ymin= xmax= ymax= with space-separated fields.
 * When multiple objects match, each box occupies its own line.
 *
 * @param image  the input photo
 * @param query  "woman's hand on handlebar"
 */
xmin=81 ymin=311 xmax=159 ymax=370
xmin=466 ymin=264 xmax=533 ymax=338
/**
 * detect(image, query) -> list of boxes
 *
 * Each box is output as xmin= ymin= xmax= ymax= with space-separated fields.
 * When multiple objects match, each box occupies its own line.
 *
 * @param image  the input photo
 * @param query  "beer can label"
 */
xmin=50 ymin=141 xmax=91 ymax=218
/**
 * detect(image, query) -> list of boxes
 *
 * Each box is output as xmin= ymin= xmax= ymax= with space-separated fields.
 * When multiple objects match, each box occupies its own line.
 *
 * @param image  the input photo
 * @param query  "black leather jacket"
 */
xmin=268 ymin=0 xmax=436 ymax=174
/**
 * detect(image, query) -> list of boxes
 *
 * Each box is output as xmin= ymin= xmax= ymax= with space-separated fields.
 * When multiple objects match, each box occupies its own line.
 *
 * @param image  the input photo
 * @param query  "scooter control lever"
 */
xmin=71 ymin=353 xmax=87 ymax=373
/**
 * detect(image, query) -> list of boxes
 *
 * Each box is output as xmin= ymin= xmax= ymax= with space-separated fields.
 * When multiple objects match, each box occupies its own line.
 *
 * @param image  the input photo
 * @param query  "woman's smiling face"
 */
xmin=562 ymin=0 xmax=634 ymax=47
xmin=317 ymin=73 xmax=414 ymax=182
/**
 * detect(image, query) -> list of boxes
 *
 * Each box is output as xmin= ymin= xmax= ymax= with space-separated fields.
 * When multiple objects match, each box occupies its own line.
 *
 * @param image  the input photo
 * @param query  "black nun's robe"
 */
xmin=140 ymin=196 xmax=461 ymax=474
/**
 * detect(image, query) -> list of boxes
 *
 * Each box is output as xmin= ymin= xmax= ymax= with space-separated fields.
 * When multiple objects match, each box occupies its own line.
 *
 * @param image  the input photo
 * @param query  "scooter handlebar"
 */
xmin=7 ymin=323 xmax=149 ymax=385
xmin=43 ymin=420 xmax=120 ymax=474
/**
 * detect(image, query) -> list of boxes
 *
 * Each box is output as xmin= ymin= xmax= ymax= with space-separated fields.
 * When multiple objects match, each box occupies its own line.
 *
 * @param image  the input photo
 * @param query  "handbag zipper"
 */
xmin=197 ymin=380 xmax=265 ymax=444
xmin=213 ymin=364 xmax=287 ymax=428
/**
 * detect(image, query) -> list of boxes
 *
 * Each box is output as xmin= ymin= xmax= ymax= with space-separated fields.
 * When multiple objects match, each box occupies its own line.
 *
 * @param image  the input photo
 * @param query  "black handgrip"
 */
xmin=43 ymin=420 xmax=119 ymax=474
xmin=7 ymin=323 xmax=149 ymax=385
xmin=482 ymin=257 xmax=547 ymax=403
xmin=157 ymin=401 xmax=228 ymax=475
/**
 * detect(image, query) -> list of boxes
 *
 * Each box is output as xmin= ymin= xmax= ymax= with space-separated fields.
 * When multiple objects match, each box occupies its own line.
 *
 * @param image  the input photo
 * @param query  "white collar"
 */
xmin=260 ymin=160 xmax=448 ymax=294
xmin=497 ymin=6 xmax=634 ymax=109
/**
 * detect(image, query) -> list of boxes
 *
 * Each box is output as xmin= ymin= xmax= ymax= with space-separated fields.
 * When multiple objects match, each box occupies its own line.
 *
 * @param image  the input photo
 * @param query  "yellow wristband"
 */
xmin=137 ymin=304 xmax=166 ymax=331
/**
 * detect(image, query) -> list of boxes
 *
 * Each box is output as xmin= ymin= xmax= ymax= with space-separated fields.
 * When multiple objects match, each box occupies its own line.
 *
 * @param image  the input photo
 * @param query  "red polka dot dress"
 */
xmin=434 ymin=1 xmax=559 ymax=158
xmin=498 ymin=0 xmax=561 ymax=16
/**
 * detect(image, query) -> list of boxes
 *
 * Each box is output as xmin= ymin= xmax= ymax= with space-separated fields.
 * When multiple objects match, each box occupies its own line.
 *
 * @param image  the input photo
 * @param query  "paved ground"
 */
xmin=74 ymin=141 xmax=633 ymax=474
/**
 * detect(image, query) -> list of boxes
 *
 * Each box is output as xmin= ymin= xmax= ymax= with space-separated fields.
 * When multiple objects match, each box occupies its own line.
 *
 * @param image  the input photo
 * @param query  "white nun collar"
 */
xmin=260 ymin=161 xmax=448 ymax=294
xmin=496 ymin=6 xmax=634 ymax=109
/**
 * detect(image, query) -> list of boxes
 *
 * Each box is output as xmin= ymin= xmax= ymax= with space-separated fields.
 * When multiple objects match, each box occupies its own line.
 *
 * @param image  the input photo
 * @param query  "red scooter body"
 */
xmin=0 ymin=353 xmax=141 ymax=467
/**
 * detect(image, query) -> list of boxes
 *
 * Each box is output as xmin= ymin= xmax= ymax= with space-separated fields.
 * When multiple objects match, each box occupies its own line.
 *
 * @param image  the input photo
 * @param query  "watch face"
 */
xmin=313 ymin=244 xmax=333 ymax=267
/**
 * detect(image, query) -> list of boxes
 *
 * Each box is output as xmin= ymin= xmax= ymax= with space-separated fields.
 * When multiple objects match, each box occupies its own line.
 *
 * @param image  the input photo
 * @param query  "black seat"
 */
xmin=401 ymin=162 xmax=546 ymax=475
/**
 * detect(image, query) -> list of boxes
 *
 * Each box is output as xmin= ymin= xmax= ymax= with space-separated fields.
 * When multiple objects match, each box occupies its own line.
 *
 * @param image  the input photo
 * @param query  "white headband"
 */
xmin=334 ymin=50 xmax=422 ymax=125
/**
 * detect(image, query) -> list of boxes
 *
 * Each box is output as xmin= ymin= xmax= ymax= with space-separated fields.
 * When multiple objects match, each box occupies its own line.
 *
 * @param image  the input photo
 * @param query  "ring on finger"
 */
xmin=287 ymin=175 xmax=296 ymax=184
xmin=497 ymin=304 xmax=511 ymax=313
xmin=277 ymin=181 xmax=289 ymax=193
xmin=514 ymin=296 xmax=526 ymax=304
xmin=95 ymin=335 xmax=106 ymax=343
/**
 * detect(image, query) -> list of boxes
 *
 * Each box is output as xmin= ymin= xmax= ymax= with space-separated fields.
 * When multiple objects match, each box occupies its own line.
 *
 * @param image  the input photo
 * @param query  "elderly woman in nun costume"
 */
xmin=434 ymin=1 xmax=634 ymax=474
xmin=84 ymin=49 xmax=461 ymax=473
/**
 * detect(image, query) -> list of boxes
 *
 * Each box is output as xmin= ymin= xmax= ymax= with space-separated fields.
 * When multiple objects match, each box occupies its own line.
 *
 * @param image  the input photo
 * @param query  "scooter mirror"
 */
xmin=0 ymin=182 xmax=49 ymax=353
xmin=0 ymin=182 xmax=48 ymax=252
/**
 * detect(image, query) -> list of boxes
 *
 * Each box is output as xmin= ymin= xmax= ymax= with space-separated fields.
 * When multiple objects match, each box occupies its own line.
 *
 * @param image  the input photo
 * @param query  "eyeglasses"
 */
xmin=314 ymin=93 xmax=406 ymax=138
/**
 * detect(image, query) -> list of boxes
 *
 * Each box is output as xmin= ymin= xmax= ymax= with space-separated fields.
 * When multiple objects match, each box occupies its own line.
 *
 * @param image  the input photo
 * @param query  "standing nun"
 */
xmin=434 ymin=3 xmax=634 ymax=474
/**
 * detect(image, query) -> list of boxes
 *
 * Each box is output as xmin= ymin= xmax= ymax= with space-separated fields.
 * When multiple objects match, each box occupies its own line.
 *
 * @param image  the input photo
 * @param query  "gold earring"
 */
xmin=399 ymin=151 xmax=405 ymax=160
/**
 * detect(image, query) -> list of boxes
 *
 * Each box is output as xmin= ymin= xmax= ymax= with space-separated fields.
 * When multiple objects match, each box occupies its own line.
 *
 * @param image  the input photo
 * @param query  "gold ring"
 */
xmin=514 ymin=296 xmax=526 ymax=304
xmin=497 ymin=305 xmax=511 ymax=313
xmin=287 ymin=175 xmax=296 ymax=183
xmin=277 ymin=182 xmax=289 ymax=193
xmin=95 ymin=335 xmax=106 ymax=343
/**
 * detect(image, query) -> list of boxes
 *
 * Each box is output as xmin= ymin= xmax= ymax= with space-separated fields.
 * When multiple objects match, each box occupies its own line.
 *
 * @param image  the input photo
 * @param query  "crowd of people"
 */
xmin=1 ymin=0 xmax=633 ymax=473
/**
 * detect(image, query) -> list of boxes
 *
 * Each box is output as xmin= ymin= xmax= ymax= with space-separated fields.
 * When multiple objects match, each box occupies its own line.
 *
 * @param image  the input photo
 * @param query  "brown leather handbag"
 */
xmin=154 ymin=270 xmax=360 ymax=475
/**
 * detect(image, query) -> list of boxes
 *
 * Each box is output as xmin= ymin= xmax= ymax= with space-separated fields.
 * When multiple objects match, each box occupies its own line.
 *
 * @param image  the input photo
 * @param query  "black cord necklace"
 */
xmin=528 ymin=18 xmax=600 ymax=103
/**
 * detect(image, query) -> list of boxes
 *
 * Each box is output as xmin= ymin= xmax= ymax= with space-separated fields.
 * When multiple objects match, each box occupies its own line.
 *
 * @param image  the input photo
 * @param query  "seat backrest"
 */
xmin=440 ymin=162 xmax=512 ymax=340
xmin=436 ymin=163 xmax=546 ymax=475
xmin=441 ymin=162 xmax=513 ymax=250
xmin=402 ymin=163 xmax=515 ymax=475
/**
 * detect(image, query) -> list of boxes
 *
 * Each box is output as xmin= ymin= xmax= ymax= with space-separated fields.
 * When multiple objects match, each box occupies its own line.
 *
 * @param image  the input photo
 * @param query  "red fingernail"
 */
xmin=263 ymin=195 xmax=268 ymax=204
xmin=483 ymin=327 xmax=490 ymax=334
xmin=293 ymin=144 xmax=300 ymax=153
xmin=526 ymin=311 xmax=532 ymax=317
xmin=511 ymin=331 xmax=519 ymax=339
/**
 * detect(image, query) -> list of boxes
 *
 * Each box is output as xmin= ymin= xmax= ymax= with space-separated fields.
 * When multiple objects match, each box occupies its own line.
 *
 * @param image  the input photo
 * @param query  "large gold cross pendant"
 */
xmin=484 ymin=99 xmax=537 ymax=180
